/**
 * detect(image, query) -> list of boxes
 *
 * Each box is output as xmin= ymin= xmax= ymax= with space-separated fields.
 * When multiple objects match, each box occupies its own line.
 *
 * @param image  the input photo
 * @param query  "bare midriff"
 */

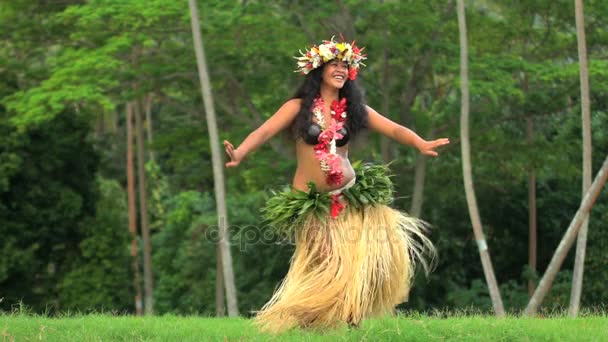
xmin=292 ymin=140 xmax=355 ymax=193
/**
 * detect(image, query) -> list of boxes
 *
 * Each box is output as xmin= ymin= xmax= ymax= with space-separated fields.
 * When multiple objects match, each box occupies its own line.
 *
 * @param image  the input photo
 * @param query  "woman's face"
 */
xmin=322 ymin=59 xmax=349 ymax=89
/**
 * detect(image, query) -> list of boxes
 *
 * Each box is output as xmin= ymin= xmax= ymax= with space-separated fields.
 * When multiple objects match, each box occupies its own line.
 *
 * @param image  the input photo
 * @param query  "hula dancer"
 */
xmin=223 ymin=37 xmax=449 ymax=332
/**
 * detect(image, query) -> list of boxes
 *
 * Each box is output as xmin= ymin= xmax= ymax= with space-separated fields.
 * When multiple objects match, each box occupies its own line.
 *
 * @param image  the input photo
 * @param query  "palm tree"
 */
xmin=188 ymin=0 xmax=239 ymax=317
xmin=456 ymin=0 xmax=505 ymax=317
xmin=570 ymin=0 xmax=592 ymax=317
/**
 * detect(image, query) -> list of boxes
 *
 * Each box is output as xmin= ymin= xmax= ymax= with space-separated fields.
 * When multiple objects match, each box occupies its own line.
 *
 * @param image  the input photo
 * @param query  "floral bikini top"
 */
xmin=297 ymin=96 xmax=348 ymax=186
xmin=302 ymin=123 xmax=349 ymax=147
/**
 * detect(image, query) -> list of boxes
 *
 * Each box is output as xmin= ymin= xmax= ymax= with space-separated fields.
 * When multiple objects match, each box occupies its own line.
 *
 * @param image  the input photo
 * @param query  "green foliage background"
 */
xmin=1 ymin=0 xmax=607 ymax=315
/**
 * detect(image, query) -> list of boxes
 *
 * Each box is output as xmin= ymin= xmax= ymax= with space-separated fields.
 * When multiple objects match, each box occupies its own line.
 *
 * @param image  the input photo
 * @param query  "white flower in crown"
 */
xmin=312 ymin=55 xmax=323 ymax=69
xmin=343 ymin=46 xmax=353 ymax=63
xmin=318 ymin=43 xmax=334 ymax=62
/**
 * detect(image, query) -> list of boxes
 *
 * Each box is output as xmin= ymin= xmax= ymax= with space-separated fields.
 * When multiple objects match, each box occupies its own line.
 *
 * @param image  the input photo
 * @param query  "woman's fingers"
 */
xmin=420 ymin=138 xmax=449 ymax=157
xmin=224 ymin=140 xmax=234 ymax=158
xmin=430 ymin=138 xmax=450 ymax=150
xmin=433 ymin=138 xmax=450 ymax=147
xmin=423 ymin=150 xmax=439 ymax=157
xmin=225 ymin=150 xmax=239 ymax=167
xmin=223 ymin=140 xmax=240 ymax=167
xmin=226 ymin=145 xmax=234 ymax=158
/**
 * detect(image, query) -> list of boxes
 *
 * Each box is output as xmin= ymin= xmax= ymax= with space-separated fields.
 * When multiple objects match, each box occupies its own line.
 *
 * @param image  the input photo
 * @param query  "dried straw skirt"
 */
xmin=254 ymin=203 xmax=431 ymax=332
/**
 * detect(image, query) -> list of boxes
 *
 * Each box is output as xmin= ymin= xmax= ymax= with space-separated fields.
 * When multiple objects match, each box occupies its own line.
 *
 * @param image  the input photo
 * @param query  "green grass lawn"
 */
xmin=1 ymin=313 xmax=607 ymax=341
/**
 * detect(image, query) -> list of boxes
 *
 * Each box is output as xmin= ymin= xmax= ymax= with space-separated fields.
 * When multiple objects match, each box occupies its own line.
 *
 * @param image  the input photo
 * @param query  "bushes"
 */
xmin=0 ymin=114 xmax=132 ymax=313
xmin=152 ymin=191 xmax=217 ymax=315
xmin=0 ymin=113 xmax=99 ymax=312
xmin=151 ymin=189 xmax=294 ymax=316
xmin=59 ymin=178 xmax=132 ymax=313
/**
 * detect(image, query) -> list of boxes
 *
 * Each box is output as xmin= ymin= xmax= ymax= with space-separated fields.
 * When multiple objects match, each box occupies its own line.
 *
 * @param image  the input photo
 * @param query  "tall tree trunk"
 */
xmin=215 ymin=247 xmax=225 ymax=316
xmin=126 ymin=102 xmax=143 ymax=316
xmin=570 ymin=0 xmax=592 ymax=317
xmin=527 ymin=116 xmax=537 ymax=298
xmin=380 ymin=25 xmax=392 ymax=163
xmin=189 ymin=0 xmax=239 ymax=317
xmin=410 ymin=154 xmax=427 ymax=217
xmin=522 ymin=74 xmax=538 ymax=298
xmin=410 ymin=129 xmax=432 ymax=217
xmin=135 ymin=98 xmax=154 ymax=315
xmin=410 ymin=95 xmax=432 ymax=217
xmin=525 ymin=155 xmax=608 ymax=315
xmin=144 ymin=93 xmax=156 ymax=163
xmin=410 ymin=105 xmax=432 ymax=217
xmin=457 ymin=0 xmax=505 ymax=317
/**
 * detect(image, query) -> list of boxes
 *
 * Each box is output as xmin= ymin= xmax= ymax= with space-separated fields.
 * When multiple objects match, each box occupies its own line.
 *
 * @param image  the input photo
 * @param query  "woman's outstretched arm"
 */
xmin=366 ymin=105 xmax=449 ymax=156
xmin=224 ymin=99 xmax=301 ymax=167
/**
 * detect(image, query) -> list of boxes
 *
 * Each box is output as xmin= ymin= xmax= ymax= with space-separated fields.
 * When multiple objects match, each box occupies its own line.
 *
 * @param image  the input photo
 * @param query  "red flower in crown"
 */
xmin=348 ymin=67 xmax=358 ymax=80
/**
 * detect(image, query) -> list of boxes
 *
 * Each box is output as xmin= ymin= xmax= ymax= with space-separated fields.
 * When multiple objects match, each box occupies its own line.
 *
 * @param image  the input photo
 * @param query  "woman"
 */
xmin=223 ymin=37 xmax=449 ymax=332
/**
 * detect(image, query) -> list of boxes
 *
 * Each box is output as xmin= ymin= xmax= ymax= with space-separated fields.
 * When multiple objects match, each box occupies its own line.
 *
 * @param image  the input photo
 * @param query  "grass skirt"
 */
xmin=254 ymin=201 xmax=434 ymax=332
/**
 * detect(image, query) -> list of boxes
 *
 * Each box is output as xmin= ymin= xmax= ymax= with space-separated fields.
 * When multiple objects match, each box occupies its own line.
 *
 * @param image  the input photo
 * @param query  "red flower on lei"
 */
xmin=312 ymin=97 xmax=347 ymax=186
xmin=312 ymin=96 xmax=349 ymax=218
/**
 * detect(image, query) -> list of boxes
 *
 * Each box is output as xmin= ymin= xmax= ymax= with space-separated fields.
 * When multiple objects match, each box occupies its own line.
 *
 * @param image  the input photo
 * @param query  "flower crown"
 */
xmin=294 ymin=37 xmax=366 ymax=80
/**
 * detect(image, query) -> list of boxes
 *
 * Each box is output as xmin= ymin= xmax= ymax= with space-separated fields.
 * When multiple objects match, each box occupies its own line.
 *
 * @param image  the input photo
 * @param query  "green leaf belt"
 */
xmin=261 ymin=162 xmax=395 ymax=236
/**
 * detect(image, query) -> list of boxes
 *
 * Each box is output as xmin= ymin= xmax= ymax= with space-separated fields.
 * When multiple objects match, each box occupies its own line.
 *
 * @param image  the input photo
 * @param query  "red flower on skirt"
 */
xmin=330 ymin=193 xmax=346 ymax=218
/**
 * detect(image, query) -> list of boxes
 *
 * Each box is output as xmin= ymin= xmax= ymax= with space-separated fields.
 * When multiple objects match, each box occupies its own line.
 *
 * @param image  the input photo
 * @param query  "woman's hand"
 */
xmin=416 ymin=138 xmax=450 ymax=157
xmin=224 ymin=140 xmax=243 ymax=167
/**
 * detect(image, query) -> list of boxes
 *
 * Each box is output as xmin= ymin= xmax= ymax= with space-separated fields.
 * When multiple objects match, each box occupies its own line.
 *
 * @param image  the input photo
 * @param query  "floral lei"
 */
xmin=312 ymin=96 xmax=348 ymax=218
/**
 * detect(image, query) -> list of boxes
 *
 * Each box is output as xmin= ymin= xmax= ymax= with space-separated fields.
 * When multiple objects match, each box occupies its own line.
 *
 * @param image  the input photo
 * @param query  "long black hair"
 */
xmin=289 ymin=65 xmax=368 ymax=141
